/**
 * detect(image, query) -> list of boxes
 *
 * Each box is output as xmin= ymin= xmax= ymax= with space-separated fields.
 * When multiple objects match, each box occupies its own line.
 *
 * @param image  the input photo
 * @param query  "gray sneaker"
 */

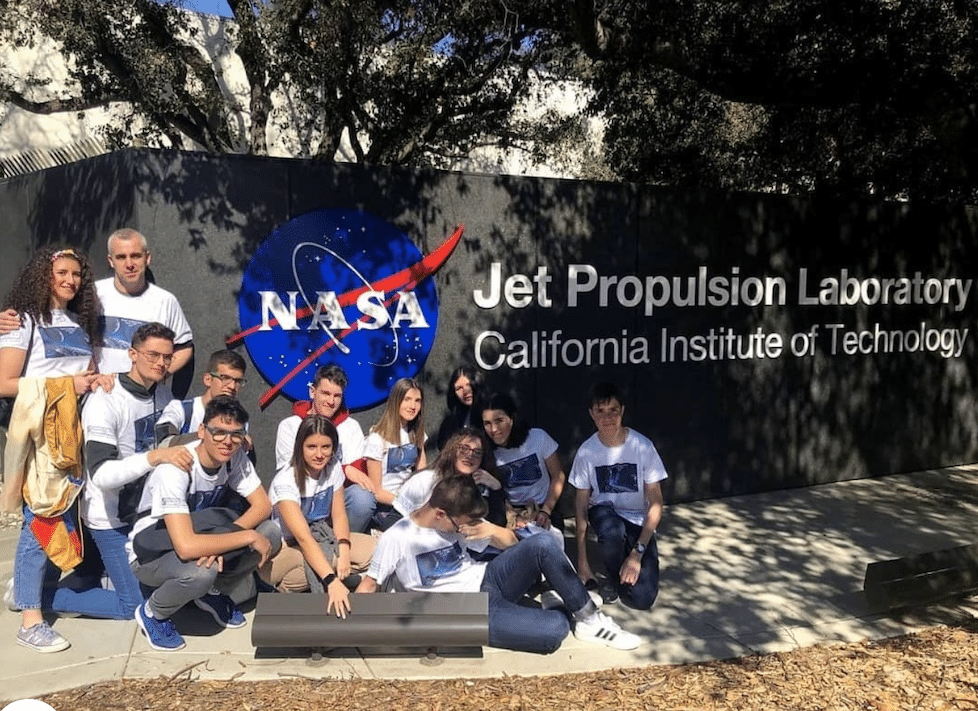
xmin=4 ymin=578 xmax=19 ymax=612
xmin=17 ymin=622 xmax=70 ymax=653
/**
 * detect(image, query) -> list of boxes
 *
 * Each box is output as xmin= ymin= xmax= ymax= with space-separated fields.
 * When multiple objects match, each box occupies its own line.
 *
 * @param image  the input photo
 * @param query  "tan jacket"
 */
xmin=1 ymin=375 xmax=84 ymax=516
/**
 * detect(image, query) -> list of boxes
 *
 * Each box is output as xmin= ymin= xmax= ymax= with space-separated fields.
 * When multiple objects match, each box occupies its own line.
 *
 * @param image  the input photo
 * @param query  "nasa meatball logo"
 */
xmin=233 ymin=209 xmax=462 ymax=410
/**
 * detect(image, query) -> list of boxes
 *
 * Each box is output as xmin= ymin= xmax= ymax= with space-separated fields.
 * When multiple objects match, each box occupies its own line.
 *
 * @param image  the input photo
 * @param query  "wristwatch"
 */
xmin=321 ymin=573 xmax=337 ymax=588
xmin=634 ymin=542 xmax=647 ymax=555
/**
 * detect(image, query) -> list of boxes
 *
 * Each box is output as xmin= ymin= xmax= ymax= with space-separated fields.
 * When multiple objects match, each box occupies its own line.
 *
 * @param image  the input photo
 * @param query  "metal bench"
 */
xmin=251 ymin=591 xmax=489 ymax=648
xmin=863 ymin=542 xmax=978 ymax=610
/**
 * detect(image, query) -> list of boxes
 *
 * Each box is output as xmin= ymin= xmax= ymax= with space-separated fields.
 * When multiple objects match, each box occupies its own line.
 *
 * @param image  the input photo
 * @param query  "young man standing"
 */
xmin=129 ymin=396 xmax=280 ymax=651
xmin=275 ymin=364 xmax=372 ymax=531
xmin=570 ymin=382 xmax=666 ymax=610
xmin=356 ymin=476 xmax=641 ymax=653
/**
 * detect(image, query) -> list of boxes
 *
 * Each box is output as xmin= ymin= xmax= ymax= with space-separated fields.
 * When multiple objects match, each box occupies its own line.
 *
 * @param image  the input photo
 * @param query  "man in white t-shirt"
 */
xmin=569 ymin=382 xmax=666 ymax=610
xmin=71 ymin=322 xmax=195 ymax=619
xmin=356 ymin=476 xmax=641 ymax=653
xmin=129 ymin=396 xmax=280 ymax=651
xmin=95 ymin=229 xmax=193 ymax=380
xmin=157 ymin=349 xmax=249 ymax=440
xmin=275 ymin=364 xmax=370 ymax=530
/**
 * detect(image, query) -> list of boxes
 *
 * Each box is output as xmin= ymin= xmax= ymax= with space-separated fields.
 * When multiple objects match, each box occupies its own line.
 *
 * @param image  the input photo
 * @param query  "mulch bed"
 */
xmin=40 ymin=621 xmax=978 ymax=711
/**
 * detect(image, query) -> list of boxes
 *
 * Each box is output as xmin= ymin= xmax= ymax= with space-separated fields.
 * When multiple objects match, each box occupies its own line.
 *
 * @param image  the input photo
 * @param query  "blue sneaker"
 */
xmin=136 ymin=603 xmax=186 ymax=651
xmin=194 ymin=593 xmax=246 ymax=628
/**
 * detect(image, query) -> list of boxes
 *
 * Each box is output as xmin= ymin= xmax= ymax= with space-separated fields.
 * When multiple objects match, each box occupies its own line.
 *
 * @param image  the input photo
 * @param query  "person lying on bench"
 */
xmin=355 ymin=475 xmax=642 ymax=653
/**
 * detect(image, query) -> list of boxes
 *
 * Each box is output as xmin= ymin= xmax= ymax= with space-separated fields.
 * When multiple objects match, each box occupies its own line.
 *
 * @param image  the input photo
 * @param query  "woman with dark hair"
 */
xmin=481 ymin=392 xmax=566 ymax=532
xmin=362 ymin=377 xmax=427 ymax=531
xmin=1 ymin=246 xmax=108 ymax=653
xmin=435 ymin=366 xmax=482 ymax=449
xmin=394 ymin=427 xmax=505 ymax=527
xmin=259 ymin=415 xmax=374 ymax=614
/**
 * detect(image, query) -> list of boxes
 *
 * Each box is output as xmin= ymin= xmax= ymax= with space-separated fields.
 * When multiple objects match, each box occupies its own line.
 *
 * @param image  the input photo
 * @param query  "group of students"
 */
xmin=0 ymin=232 xmax=667 ymax=657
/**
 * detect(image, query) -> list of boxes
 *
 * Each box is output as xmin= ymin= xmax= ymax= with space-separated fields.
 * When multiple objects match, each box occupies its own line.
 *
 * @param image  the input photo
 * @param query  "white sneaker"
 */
xmin=539 ymin=588 xmax=603 ymax=610
xmin=574 ymin=611 xmax=642 ymax=650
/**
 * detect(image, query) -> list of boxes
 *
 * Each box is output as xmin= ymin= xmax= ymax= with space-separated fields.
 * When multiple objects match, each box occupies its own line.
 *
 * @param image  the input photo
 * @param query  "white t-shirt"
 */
xmin=269 ymin=461 xmax=345 ymax=538
xmin=96 ymin=279 xmax=193 ymax=374
xmin=493 ymin=428 xmax=559 ymax=506
xmin=158 ymin=396 xmax=250 ymax=437
xmin=128 ymin=439 xmax=262 ymax=561
xmin=275 ymin=414 xmax=364 ymax=470
xmin=363 ymin=427 xmax=426 ymax=494
xmin=0 ymin=310 xmax=92 ymax=377
xmin=568 ymin=428 xmax=668 ymax=526
xmin=393 ymin=468 xmax=437 ymax=517
xmin=81 ymin=379 xmax=174 ymax=530
xmin=158 ymin=396 xmax=205 ymax=435
xmin=367 ymin=516 xmax=488 ymax=592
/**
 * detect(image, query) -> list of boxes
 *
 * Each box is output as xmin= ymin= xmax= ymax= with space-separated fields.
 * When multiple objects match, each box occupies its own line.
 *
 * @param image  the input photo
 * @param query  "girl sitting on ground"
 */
xmin=481 ymin=392 xmax=566 ymax=534
xmin=259 ymin=415 xmax=374 ymax=613
xmin=394 ymin=427 xmax=505 ymax=527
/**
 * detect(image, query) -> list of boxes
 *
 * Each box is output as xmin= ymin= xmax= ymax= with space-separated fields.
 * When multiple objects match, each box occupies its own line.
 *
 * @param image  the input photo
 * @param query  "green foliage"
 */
xmin=584 ymin=0 xmax=978 ymax=201
xmin=4 ymin=0 xmax=978 ymax=201
xmin=0 ymin=0 xmax=562 ymax=165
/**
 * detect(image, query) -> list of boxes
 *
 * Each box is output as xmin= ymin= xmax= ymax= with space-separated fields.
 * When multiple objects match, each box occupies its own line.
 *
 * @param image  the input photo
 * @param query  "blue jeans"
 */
xmin=480 ymin=533 xmax=597 ymax=654
xmin=588 ymin=503 xmax=659 ymax=610
xmin=344 ymin=484 xmax=376 ymax=533
xmin=13 ymin=515 xmax=141 ymax=619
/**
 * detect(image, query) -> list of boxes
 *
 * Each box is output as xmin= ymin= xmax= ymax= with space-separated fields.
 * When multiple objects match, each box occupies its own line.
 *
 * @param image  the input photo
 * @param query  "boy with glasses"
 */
xmin=570 ymin=382 xmax=666 ymax=610
xmin=157 ymin=349 xmax=250 ymax=440
xmin=6 ymin=322 xmax=192 ymax=652
xmin=128 ymin=396 xmax=280 ymax=651
xmin=356 ymin=476 xmax=641 ymax=652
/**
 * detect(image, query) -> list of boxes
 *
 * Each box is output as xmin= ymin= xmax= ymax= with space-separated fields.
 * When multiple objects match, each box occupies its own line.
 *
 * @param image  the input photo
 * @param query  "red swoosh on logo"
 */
xmin=229 ymin=225 xmax=464 ymax=408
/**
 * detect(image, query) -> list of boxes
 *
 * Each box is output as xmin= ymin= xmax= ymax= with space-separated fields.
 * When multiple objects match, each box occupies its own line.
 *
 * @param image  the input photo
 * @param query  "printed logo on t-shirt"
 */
xmin=40 ymin=325 xmax=92 ymax=359
xmin=416 ymin=541 xmax=464 ymax=586
xmin=101 ymin=316 xmax=145 ymax=352
xmin=301 ymin=488 xmax=334 ymax=524
xmin=188 ymin=485 xmax=228 ymax=512
xmin=595 ymin=462 xmax=639 ymax=494
xmin=178 ymin=400 xmax=194 ymax=434
xmin=498 ymin=453 xmax=543 ymax=489
xmin=134 ymin=410 xmax=165 ymax=453
xmin=387 ymin=443 xmax=418 ymax=473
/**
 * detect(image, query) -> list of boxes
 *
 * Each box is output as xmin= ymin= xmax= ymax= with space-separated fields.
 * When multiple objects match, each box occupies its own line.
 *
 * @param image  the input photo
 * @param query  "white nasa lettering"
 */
xmin=260 ymin=291 xmax=300 ymax=330
xmin=308 ymin=292 xmax=350 ymax=330
xmin=259 ymin=289 xmax=431 ymax=331
xmin=392 ymin=292 xmax=431 ymax=328
xmin=356 ymin=291 xmax=388 ymax=330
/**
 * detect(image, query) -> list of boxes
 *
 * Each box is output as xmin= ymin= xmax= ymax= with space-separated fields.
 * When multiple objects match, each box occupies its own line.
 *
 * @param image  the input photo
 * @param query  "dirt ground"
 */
xmin=39 ymin=619 xmax=978 ymax=711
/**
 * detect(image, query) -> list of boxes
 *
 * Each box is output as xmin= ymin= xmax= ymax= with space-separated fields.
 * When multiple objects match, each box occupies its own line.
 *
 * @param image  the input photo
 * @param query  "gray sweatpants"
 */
xmin=131 ymin=519 xmax=281 ymax=619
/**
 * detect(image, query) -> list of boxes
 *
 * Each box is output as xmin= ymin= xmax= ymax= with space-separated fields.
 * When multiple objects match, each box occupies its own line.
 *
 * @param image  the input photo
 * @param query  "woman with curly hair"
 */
xmin=1 ymin=246 xmax=108 ymax=653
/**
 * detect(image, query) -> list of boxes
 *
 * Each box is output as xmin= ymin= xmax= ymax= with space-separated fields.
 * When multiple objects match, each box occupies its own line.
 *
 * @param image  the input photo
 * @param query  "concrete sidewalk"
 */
xmin=2 ymin=466 xmax=978 ymax=703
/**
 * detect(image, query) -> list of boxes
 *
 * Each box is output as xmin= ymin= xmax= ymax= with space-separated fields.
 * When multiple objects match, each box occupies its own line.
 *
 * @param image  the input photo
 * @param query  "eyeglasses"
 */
xmin=137 ymin=350 xmax=174 ymax=365
xmin=209 ymin=372 xmax=247 ymax=386
xmin=448 ymin=515 xmax=461 ymax=533
xmin=204 ymin=425 xmax=247 ymax=443
xmin=458 ymin=444 xmax=483 ymax=459
xmin=592 ymin=407 xmax=622 ymax=419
